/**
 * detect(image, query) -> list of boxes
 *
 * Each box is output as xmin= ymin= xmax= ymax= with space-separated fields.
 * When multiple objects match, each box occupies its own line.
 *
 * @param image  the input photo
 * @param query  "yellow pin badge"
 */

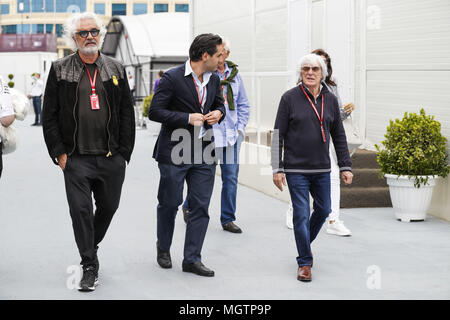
xmin=112 ymin=75 xmax=119 ymax=86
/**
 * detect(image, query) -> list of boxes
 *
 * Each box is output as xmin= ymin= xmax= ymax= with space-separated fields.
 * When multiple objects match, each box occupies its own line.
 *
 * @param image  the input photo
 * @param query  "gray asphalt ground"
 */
xmin=1 ymin=115 xmax=449 ymax=300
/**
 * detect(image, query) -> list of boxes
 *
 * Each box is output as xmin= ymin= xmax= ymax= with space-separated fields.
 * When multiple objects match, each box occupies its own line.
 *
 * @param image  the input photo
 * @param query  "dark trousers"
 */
xmin=183 ymin=136 xmax=243 ymax=226
xmin=63 ymin=153 xmax=126 ymax=267
xmin=157 ymin=162 xmax=216 ymax=264
xmin=32 ymin=96 xmax=42 ymax=124
xmin=286 ymin=172 xmax=331 ymax=267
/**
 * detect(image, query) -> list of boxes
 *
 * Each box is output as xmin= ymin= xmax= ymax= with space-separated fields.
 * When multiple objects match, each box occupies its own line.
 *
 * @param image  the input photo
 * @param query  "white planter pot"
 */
xmin=385 ymin=174 xmax=438 ymax=222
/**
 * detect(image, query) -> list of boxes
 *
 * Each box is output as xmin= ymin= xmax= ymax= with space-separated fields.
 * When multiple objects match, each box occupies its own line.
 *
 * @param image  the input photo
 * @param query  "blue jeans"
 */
xmin=183 ymin=136 xmax=243 ymax=226
xmin=32 ymin=96 xmax=42 ymax=124
xmin=286 ymin=172 xmax=331 ymax=267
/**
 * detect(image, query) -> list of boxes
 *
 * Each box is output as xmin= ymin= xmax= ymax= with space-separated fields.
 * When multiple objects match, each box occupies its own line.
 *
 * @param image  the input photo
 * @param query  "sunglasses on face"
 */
xmin=76 ymin=29 xmax=100 ymax=38
xmin=302 ymin=66 xmax=321 ymax=72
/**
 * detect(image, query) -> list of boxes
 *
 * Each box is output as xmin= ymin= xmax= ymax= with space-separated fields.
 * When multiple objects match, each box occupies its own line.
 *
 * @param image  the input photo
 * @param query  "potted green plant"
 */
xmin=375 ymin=108 xmax=450 ymax=222
xmin=142 ymin=94 xmax=160 ymax=134
xmin=142 ymin=94 xmax=153 ymax=118
xmin=8 ymin=74 xmax=14 ymax=88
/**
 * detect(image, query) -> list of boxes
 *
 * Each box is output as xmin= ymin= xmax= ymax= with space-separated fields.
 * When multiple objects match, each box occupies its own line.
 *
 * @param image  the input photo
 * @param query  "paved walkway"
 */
xmin=1 ymin=116 xmax=449 ymax=299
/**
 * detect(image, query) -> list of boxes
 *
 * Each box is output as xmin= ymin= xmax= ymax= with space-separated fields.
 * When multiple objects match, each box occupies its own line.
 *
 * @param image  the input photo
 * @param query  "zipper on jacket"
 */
xmin=69 ymin=67 xmax=82 ymax=156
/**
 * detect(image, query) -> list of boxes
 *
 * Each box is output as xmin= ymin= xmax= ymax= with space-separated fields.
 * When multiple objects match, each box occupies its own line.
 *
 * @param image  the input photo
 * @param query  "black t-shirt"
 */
xmin=77 ymin=63 xmax=109 ymax=155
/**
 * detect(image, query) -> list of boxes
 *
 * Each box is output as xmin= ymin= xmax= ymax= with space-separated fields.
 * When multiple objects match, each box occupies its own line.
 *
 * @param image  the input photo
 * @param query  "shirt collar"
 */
xmin=217 ymin=62 xmax=230 ymax=77
xmin=184 ymin=59 xmax=212 ymax=85
xmin=300 ymin=82 xmax=323 ymax=98
xmin=184 ymin=59 xmax=193 ymax=77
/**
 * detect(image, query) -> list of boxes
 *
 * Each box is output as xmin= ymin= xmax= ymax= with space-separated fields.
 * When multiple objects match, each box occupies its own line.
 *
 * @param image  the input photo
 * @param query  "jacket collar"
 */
xmin=300 ymin=82 xmax=329 ymax=99
xmin=75 ymin=51 xmax=103 ymax=68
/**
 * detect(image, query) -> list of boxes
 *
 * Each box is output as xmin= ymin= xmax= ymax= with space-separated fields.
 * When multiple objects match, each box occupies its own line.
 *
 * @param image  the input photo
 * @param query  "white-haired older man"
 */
xmin=271 ymin=54 xmax=353 ymax=282
xmin=42 ymin=12 xmax=135 ymax=292
xmin=181 ymin=38 xmax=250 ymax=234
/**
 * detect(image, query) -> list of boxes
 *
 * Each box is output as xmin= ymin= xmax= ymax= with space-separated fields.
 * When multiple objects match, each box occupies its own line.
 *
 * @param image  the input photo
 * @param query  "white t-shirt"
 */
xmin=0 ymin=83 xmax=14 ymax=143
xmin=30 ymin=78 xmax=44 ymax=97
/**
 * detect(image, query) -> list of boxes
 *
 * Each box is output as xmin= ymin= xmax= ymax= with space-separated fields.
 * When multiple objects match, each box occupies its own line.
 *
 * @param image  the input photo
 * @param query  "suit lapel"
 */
xmin=183 ymin=72 xmax=202 ymax=113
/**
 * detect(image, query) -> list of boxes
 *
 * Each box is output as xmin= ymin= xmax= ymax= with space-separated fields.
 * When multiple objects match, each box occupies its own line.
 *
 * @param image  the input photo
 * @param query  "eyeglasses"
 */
xmin=76 ymin=29 xmax=100 ymax=38
xmin=302 ymin=66 xmax=321 ymax=72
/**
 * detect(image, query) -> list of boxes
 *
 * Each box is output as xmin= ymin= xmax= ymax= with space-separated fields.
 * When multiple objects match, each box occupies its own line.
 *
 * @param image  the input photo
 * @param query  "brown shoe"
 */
xmin=297 ymin=266 xmax=312 ymax=282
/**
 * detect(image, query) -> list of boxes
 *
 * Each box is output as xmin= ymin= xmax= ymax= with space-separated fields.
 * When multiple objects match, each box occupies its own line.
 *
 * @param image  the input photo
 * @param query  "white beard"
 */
xmin=78 ymin=43 xmax=99 ymax=55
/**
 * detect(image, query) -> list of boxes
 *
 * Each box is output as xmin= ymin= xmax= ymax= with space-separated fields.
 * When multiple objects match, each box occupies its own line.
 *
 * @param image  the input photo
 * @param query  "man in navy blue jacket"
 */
xmin=271 ymin=53 xmax=353 ymax=282
xmin=149 ymin=34 xmax=226 ymax=277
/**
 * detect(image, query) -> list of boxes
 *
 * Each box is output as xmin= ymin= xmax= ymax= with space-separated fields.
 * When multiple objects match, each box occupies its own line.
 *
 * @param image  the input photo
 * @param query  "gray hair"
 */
xmin=63 ymin=12 xmax=107 ymax=51
xmin=217 ymin=35 xmax=231 ymax=53
xmin=296 ymin=53 xmax=328 ymax=83
xmin=222 ymin=37 xmax=231 ymax=53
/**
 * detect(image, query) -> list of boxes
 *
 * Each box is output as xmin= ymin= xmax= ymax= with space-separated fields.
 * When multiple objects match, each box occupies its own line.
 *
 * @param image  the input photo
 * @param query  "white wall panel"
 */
xmin=310 ymin=0 xmax=324 ymax=50
xmin=288 ymin=0 xmax=310 ymax=84
xmin=255 ymin=8 xmax=288 ymax=71
xmin=366 ymin=0 xmax=450 ymax=69
xmin=366 ymin=70 xmax=450 ymax=147
xmin=255 ymin=0 xmax=287 ymax=12
xmin=194 ymin=17 xmax=254 ymax=72
xmin=364 ymin=0 xmax=450 ymax=151
xmin=192 ymin=0 xmax=252 ymax=28
xmin=259 ymin=75 xmax=292 ymax=129
xmin=324 ymin=0 xmax=353 ymax=103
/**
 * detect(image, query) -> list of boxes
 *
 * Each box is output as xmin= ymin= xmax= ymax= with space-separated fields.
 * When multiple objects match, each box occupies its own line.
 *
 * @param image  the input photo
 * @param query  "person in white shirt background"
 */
xmin=127 ymin=72 xmax=135 ymax=105
xmin=27 ymin=72 xmax=44 ymax=126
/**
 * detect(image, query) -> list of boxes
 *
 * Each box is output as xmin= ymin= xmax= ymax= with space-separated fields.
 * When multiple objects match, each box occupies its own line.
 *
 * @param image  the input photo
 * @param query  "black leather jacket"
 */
xmin=42 ymin=52 xmax=135 ymax=164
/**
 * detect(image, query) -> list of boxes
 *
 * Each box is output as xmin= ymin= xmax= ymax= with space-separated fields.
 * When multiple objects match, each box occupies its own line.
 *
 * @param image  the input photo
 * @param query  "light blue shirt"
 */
xmin=213 ymin=62 xmax=250 ymax=147
xmin=185 ymin=60 xmax=212 ymax=137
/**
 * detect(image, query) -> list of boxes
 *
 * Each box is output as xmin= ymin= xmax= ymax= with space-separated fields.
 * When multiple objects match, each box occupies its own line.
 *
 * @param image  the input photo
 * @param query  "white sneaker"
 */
xmin=326 ymin=219 xmax=351 ymax=236
xmin=286 ymin=204 xmax=293 ymax=229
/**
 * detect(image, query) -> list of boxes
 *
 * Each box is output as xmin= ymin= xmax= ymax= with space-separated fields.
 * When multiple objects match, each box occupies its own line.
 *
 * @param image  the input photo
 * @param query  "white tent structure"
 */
xmin=102 ymin=12 xmax=190 ymax=101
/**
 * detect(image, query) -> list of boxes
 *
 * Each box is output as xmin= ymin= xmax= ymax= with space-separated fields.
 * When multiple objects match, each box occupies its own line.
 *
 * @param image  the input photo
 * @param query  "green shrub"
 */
xmin=8 ymin=74 xmax=13 ymax=80
xmin=7 ymin=81 xmax=14 ymax=88
xmin=142 ymin=93 xmax=154 ymax=118
xmin=375 ymin=108 xmax=450 ymax=187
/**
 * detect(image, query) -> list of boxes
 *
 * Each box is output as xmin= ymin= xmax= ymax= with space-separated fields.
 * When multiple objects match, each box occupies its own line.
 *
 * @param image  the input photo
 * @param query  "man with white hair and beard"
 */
xmin=42 ymin=12 xmax=135 ymax=292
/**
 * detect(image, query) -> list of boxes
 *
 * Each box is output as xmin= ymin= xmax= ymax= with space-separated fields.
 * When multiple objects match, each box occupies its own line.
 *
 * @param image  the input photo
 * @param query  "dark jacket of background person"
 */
xmin=149 ymin=64 xmax=226 ymax=164
xmin=42 ymin=53 xmax=135 ymax=165
xmin=271 ymin=84 xmax=352 ymax=173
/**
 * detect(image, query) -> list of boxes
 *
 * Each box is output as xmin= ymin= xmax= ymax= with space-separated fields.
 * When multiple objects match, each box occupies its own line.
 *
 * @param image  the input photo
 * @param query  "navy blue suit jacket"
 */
xmin=149 ymin=64 xmax=226 ymax=164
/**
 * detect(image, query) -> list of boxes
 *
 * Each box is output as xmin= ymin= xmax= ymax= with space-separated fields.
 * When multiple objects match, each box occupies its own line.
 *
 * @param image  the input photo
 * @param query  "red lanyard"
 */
xmin=84 ymin=64 xmax=98 ymax=94
xmin=300 ymin=84 xmax=326 ymax=143
xmin=192 ymin=76 xmax=205 ymax=106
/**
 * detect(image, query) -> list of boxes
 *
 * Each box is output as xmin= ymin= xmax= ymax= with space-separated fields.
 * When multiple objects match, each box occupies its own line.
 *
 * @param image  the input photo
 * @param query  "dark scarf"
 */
xmin=220 ymin=60 xmax=239 ymax=110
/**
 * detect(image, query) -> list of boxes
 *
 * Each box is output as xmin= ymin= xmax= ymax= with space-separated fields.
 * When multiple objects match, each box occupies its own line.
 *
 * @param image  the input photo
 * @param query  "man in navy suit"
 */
xmin=149 ymin=34 xmax=226 ymax=277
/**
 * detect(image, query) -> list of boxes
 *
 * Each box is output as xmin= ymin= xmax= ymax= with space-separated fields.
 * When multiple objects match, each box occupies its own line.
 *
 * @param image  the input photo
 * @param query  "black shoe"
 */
xmin=78 ymin=265 xmax=98 ymax=292
xmin=182 ymin=205 xmax=189 ymax=223
xmin=156 ymin=243 xmax=172 ymax=269
xmin=30 ymin=123 xmax=37 ymax=126
xmin=222 ymin=222 xmax=242 ymax=233
xmin=182 ymin=261 xmax=214 ymax=277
